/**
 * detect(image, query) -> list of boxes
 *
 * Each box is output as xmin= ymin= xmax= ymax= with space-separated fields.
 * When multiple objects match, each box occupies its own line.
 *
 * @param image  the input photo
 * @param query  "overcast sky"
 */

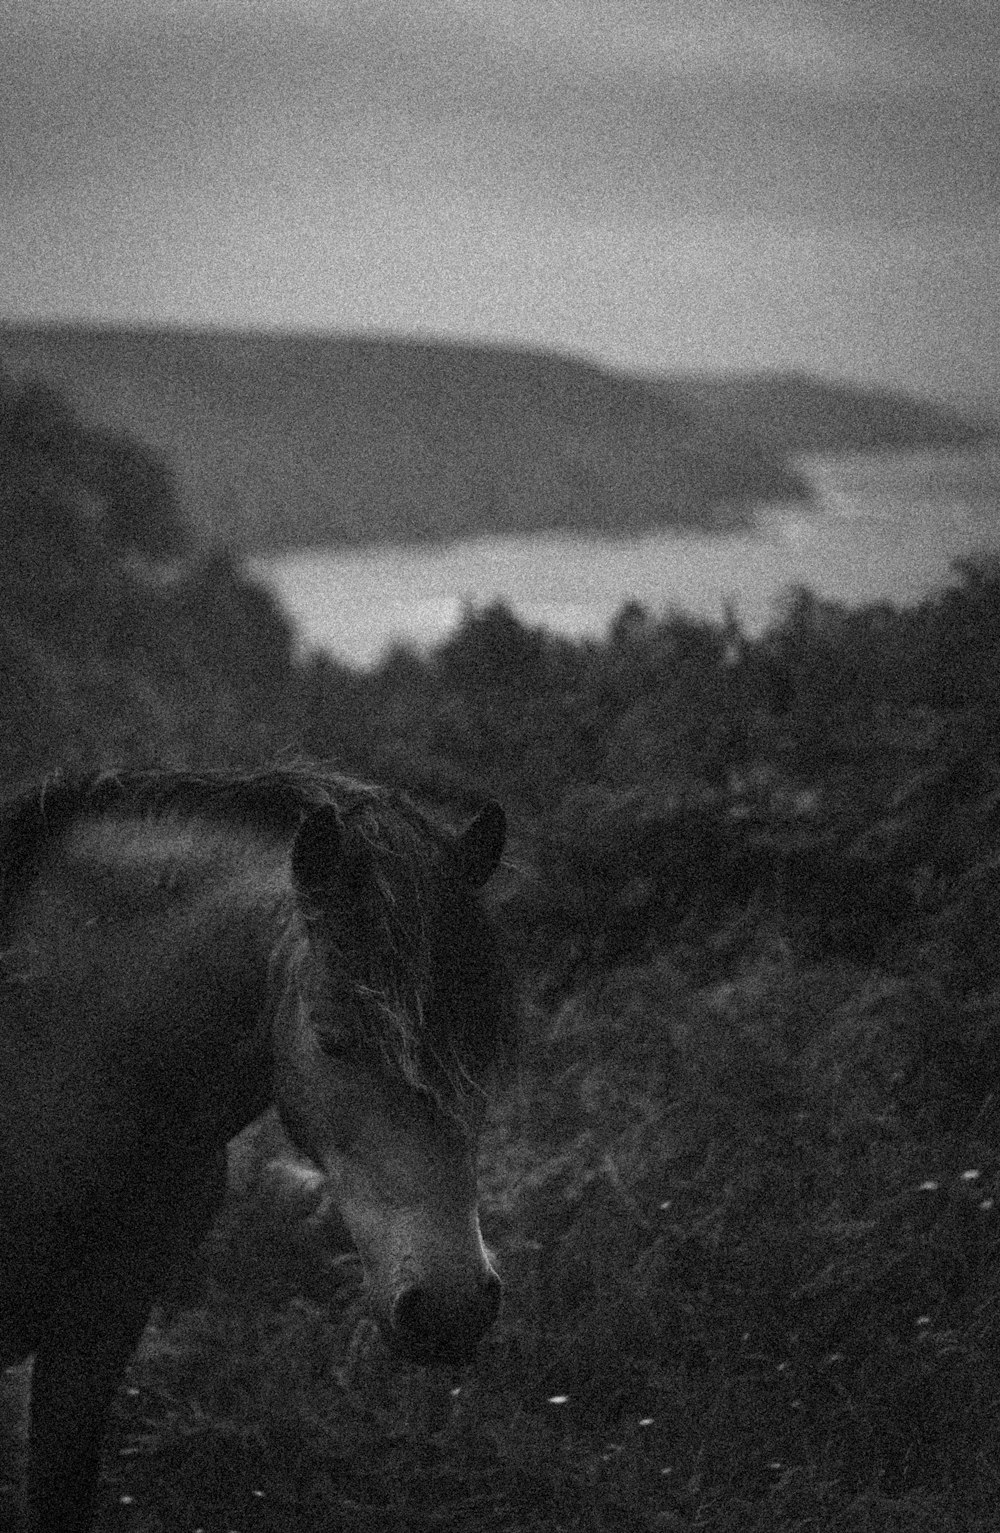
xmin=1 ymin=0 xmax=997 ymax=404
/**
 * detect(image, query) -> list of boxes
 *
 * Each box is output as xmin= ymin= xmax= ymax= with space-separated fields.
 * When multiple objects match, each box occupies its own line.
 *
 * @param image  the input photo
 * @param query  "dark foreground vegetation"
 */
xmin=3 ymin=368 xmax=1000 ymax=1529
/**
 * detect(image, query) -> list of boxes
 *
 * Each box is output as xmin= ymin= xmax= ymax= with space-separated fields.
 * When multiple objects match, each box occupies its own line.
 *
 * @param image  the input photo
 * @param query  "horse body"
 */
xmin=0 ymin=766 xmax=513 ymax=1532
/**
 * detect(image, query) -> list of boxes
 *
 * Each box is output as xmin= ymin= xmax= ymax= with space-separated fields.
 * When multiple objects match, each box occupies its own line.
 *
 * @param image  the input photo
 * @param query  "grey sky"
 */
xmin=1 ymin=0 xmax=996 ymax=403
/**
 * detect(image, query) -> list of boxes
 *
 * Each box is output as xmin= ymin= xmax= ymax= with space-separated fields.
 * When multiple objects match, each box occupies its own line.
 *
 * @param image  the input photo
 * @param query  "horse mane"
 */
xmin=7 ymin=761 xmax=419 ymax=831
xmin=0 ymin=763 xmax=516 ymax=1115
xmin=0 ymin=764 xmax=379 ymax=941
xmin=0 ymin=763 xmax=430 ymax=880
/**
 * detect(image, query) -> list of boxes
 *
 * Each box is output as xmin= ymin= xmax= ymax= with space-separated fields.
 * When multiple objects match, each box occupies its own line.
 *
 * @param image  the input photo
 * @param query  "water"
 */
xmin=249 ymin=448 xmax=1000 ymax=668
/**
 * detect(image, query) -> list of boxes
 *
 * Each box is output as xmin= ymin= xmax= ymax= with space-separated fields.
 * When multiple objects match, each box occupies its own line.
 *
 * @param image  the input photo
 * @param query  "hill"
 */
xmin=659 ymin=369 xmax=992 ymax=456
xmin=0 ymin=323 xmax=987 ymax=553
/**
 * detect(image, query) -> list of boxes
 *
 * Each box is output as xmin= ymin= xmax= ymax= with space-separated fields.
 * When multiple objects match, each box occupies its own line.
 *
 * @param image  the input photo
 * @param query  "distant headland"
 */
xmin=0 ymin=322 xmax=991 ymax=554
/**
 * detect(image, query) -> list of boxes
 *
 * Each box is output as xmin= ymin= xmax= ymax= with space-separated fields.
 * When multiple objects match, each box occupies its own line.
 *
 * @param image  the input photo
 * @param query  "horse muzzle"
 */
xmin=385 ymin=1267 xmax=503 ymax=1367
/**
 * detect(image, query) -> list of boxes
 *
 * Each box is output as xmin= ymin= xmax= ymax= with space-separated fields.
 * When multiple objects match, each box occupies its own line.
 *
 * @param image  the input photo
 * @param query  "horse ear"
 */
xmin=452 ymin=801 xmax=506 ymax=889
xmin=290 ymin=804 xmax=344 ymax=905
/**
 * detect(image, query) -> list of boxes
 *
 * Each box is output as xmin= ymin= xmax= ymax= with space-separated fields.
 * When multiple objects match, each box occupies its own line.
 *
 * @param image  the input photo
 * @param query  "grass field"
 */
xmin=16 ymin=954 xmax=990 ymax=1532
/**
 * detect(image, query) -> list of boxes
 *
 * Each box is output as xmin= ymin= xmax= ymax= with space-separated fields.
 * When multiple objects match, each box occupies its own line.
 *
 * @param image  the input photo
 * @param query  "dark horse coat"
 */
xmin=0 ymin=765 xmax=514 ymax=1532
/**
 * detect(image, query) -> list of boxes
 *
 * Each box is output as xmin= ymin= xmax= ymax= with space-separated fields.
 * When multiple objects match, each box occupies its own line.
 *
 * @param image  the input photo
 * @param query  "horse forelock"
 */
xmin=296 ymin=796 xmax=467 ymax=1120
xmin=292 ymin=793 xmax=513 ymax=1129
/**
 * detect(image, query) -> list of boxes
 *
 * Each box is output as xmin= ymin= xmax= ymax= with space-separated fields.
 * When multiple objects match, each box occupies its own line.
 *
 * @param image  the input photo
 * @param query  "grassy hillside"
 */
xmin=0 ymin=323 xmax=985 ymax=554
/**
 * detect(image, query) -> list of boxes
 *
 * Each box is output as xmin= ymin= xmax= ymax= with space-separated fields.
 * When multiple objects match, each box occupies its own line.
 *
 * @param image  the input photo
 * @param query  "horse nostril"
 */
xmin=391 ymin=1271 xmax=502 ymax=1364
xmin=481 ymin=1267 xmax=503 ymax=1326
xmin=391 ymin=1283 xmax=432 ymax=1340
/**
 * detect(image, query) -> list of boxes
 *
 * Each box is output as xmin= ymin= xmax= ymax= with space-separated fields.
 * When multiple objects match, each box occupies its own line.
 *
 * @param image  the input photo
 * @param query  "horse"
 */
xmin=0 ymin=764 xmax=515 ymax=1532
